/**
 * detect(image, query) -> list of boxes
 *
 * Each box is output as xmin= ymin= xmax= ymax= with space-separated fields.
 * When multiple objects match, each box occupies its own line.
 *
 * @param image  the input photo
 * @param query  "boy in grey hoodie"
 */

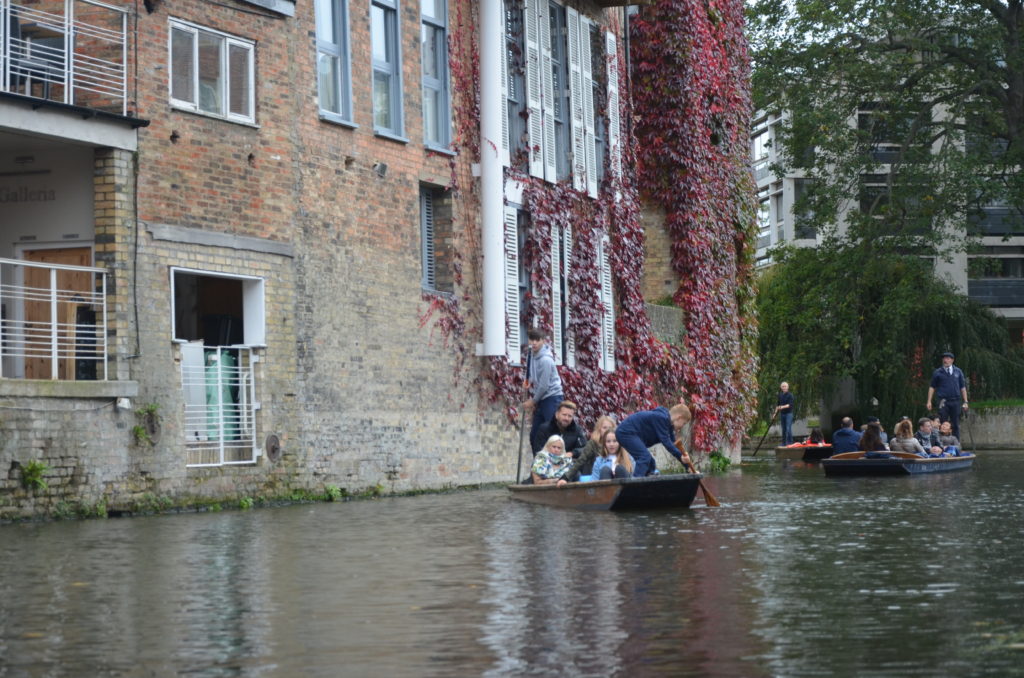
xmin=523 ymin=328 xmax=565 ymax=452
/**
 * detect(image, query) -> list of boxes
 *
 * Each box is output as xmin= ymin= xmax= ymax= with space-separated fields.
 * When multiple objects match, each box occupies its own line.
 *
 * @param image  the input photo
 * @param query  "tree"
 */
xmin=747 ymin=0 xmax=1024 ymax=249
xmin=757 ymin=244 xmax=1024 ymax=425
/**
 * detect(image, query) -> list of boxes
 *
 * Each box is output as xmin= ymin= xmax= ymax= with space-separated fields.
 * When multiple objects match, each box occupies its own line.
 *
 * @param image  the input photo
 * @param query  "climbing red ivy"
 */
xmin=422 ymin=0 xmax=758 ymax=456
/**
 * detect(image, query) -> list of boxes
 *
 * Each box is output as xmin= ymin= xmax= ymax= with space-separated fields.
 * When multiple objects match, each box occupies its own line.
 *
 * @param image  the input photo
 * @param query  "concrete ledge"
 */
xmin=146 ymin=222 xmax=294 ymax=258
xmin=0 ymin=379 xmax=138 ymax=398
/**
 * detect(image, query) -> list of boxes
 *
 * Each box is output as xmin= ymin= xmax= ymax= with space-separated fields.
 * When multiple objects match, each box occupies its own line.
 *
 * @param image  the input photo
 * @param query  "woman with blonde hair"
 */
xmin=560 ymin=414 xmax=617 ymax=483
xmin=531 ymin=435 xmax=573 ymax=485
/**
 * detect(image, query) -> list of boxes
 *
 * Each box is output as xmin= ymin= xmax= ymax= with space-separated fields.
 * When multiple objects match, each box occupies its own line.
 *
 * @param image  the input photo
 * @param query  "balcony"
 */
xmin=968 ymin=279 xmax=1024 ymax=308
xmin=1 ymin=0 xmax=128 ymax=115
xmin=0 ymin=256 xmax=108 ymax=380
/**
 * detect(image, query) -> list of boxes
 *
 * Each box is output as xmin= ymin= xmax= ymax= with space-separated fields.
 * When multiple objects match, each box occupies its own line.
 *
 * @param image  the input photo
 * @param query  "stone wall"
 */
xmin=963 ymin=408 xmax=1024 ymax=449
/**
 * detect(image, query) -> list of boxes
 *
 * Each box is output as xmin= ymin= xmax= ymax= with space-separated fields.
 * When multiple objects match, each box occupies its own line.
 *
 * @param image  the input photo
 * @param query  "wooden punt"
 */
xmin=507 ymin=473 xmax=702 ymax=511
xmin=822 ymin=451 xmax=976 ymax=477
xmin=774 ymin=444 xmax=833 ymax=462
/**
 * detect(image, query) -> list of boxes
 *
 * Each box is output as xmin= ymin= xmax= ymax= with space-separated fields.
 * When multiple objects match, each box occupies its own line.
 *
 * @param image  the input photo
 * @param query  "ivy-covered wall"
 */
xmin=426 ymin=0 xmax=758 ymax=458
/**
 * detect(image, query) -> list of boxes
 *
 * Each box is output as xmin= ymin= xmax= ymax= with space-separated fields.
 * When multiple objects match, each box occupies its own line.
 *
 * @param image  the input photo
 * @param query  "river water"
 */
xmin=2 ymin=452 xmax=1024 ymax=677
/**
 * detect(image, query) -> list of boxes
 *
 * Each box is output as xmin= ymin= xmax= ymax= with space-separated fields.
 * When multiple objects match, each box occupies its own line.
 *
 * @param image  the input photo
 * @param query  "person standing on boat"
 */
xmin=831 ymin=417 xmax=862 ymax=454
xmin=926 ymin=351 xmax=968 ymax=441
xmin=775 ymin=382 xmax=795 ymax=446
xmin=523 ymin=328 xmax=565 ymax=453
xmin=615 ymin=404 xmax=691 ymax=477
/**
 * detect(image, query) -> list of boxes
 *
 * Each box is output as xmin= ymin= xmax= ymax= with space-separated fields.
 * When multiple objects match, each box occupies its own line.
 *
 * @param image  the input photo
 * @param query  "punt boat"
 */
xmin=774 ymin=444 xmax=833 ymax=462
xmin=822 ymin=451 xmax=976 ymax=477
xmin=507 ymin=473 xmax=702 ymax=510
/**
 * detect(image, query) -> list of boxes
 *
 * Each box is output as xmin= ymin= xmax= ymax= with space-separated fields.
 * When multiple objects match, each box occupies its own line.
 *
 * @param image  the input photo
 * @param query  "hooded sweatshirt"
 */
xmin=528 ymin=343 xmax=563 ymax=403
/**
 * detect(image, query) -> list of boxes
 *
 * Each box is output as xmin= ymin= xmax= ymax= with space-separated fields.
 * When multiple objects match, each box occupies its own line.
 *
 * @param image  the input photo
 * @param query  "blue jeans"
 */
xmin=780 ymin=412 xmax=793 ymax=446
xmin=529 ymin=394 xmax=562 ymax=452
xmin=616 ymin=430 xmax=657 ymax=477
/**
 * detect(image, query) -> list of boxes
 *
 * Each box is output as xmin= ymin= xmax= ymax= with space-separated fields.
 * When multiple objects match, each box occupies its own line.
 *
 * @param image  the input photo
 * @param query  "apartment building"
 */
xmin=752 ymin=110 xmax=1024 ymax=343
xmin=0 ymin=0 xmax=633 ymax=516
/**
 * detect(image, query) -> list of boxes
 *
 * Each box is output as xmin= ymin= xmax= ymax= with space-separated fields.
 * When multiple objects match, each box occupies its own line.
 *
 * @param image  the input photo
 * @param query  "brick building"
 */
xmin=0 ymin=0 xmax=648 ymax=517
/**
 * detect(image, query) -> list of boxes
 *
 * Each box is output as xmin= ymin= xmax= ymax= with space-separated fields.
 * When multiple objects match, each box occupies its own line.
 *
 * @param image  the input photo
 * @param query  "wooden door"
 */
xmin=22 ymin=247 xmax=93 ymax=380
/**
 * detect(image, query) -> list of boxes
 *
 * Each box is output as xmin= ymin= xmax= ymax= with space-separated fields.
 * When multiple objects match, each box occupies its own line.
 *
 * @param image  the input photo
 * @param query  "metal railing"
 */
xmin=182 ymin=346 xmax=258 ymax=467
xmin=1 ymin=0 xmax=128 ymax=115
xmin=0 ymin=256 xmax=108 ymax=380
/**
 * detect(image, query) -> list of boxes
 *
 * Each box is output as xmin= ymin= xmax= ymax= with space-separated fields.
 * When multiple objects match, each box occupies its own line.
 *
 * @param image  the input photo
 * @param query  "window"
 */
xmin=793 ymin=178 xmax=817 ymax=240
xmin=420 ymin=185 xmax=455 ymax=293
xmin=503 ymin=206 xmax=524 ymax=362
xmin=171 ymin=269 xmax=264 ymax=467
xmin=752 ymin=128 xmax=769 ymax=180
xmin=372 ymin=0 xmax=404 ymax=137
xmin=589 ymin=22 xmax=605 ymax=191
xmin=551 ymin=222 xmax=573 ymax=366
xmin=421 ymin=0 xmax=450 ymax=148
xmin=315 ymin=0 xmax=353 ymax=124
xmin=169 ymin=20 xmax=255 ymax=124
xmin=548 ymin=2 xmax=569 ymax=181
xmin=503 ymin=0 xmax=527 ymax=169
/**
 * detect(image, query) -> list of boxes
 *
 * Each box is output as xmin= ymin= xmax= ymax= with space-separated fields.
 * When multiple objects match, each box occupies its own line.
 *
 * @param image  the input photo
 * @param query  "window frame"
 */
xmin=315 ymin=0 xmax=355 ymax=125
xmin=168 ymin=19 xmax=256 ymax=125
xmin=371 ymin=0 xmax=405 ymax=139
xmin=421 ymin=0 xmax=450 ymax=149
xmin=170 ymin=267 xmax=266 ymax=347
xmin=547 ymin=1 xmax=570 ymax=182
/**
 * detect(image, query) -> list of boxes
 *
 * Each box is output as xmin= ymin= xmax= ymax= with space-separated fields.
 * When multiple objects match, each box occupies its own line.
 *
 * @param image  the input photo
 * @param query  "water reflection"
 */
xmin=3 ymin=455 xmax=1024 ymax=676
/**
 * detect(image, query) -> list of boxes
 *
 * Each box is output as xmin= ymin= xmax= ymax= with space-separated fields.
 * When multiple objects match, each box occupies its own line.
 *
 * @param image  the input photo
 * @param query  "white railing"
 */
xmin=1 ymin=0 xmax=128 ymax=115
xmin=182 ymin=346 xmax=258 ymax=467
xmin=0 ymin=256 xmax=108 ymax=380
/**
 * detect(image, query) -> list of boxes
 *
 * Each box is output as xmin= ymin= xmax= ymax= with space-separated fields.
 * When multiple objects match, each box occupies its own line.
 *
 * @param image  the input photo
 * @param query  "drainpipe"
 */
xmin=479 ymin=0 xmax=505 ymax=356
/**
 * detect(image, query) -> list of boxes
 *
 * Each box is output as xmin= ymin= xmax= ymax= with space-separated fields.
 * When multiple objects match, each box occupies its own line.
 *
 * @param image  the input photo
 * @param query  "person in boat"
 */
xmin=926 ymin=351 xmax=969 ymax=441
xmin=865 ymin=416 xmax=888 ymax=444
xmin=531 ymin=435 xmax=572 ymax=485
xmin=564 ymin=429 xmax=633 ymax=485
xmin=914 ymin=417 xmax=943 ymax=456
xmin=533 ymin=400 xmax=587 ymax=456
xmin=807 ymin=427 xmax=826 ymax=445
xmin=889 ymin=419 xmax=928 ymax=456
xmin=615 ymin=404 xmax=692 ymax=477
xmin=775 ymin=381 xmax=795 ymax=446
xmin=560 ymin=414 xmax=617 ymax=482
xmin=523 ymin=328 xmax=565 ymax=453
xmin=858 ymin=422 xmax=891 ymax=458
xmin=936 ymin=421 xmax=961 ymax=454
xmin=831 ymin=417 xmax=862 ymax=454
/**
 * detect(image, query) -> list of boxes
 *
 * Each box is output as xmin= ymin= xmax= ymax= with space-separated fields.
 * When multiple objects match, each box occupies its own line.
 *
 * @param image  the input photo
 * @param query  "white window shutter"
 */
xmin=539 ymin=1 xmax=557 ymax=183
xmin=550 ymin=222 xmax=562 ymax=365
xmin=524 ymin=0 xmax=544 ymax=178
xmin=504 ymin=206 xmax=522 ymax=362
xmin=600 ymin=235 xmax=615 ymax=371
xmin=562 ymin=224 xmax=575 ymax=367
xmin=500 ymin=5 xmax=511 ymax=167
xmin=581 ymin=18 xmax=598 ymax=198
xmin=606 ymin=31 xmax=621 ymax=181
xmin=567 ymin=8 xmax=585 ymax=193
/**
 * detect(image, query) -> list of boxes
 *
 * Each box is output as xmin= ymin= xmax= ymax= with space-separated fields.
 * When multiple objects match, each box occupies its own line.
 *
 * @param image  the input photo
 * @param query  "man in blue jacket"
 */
xmin=616 ymin=404 xmax=691 ymax=477
xmin=926 ymin=351 xmax=968 ymax=440
xmin=831 ymin=417 xmax=862 ymax=454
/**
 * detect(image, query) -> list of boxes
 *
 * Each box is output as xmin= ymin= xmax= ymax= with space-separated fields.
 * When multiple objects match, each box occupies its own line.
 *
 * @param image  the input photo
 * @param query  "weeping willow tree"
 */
xmin=757 ymin=244 xmax=1024 ymax=426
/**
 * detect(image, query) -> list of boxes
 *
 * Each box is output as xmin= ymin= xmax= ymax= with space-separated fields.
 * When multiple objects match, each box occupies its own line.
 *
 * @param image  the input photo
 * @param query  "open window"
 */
xmin=171 ymin=268 xmax=265 ymax=347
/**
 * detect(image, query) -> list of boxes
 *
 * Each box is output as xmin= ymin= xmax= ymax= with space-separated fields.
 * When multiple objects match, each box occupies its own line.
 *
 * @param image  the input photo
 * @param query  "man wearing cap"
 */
xmin=926 ymin=351 xmax=968 ymax=440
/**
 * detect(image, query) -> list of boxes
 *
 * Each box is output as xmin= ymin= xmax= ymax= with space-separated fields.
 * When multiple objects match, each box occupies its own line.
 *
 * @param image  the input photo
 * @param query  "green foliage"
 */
xmin=747 ymin=0 xmax=1024 ymax=250
xmin=135 ymin=402 xmax=159 ymax=417
xmin=757 ymin=245 xmax=1024 ymax=424
xmin=131 ymin=425 xmax=152 ymax=446
xmin=238 ymin=496 xmax=254 ymax=510
xmin=20 ymin=459 xmax=49 ymax=491
xmin=324 ymin=485 xmax=345 ymax=501
xmin=707 ymin=452 xmax=732 ymax=473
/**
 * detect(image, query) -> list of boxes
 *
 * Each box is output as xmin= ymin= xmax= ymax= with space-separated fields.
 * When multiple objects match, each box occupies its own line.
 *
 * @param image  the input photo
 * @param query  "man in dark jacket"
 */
xmin=926 ymin=351 xmax=969 ymax=440
xmin=616 ymin=404 xmax=691 ymax=477
xmin=534 ymin=401 xmax=587 ymax=455
xmin=831 ymin=417 xmax=862 ymax=454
